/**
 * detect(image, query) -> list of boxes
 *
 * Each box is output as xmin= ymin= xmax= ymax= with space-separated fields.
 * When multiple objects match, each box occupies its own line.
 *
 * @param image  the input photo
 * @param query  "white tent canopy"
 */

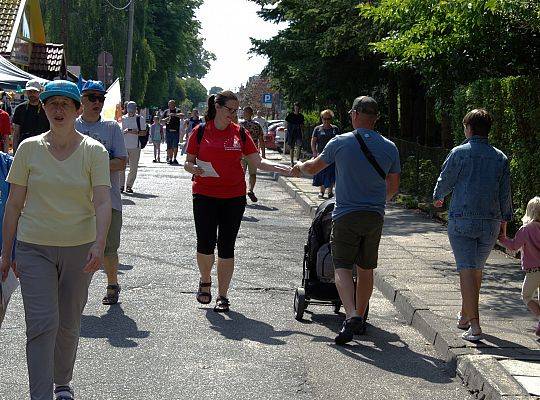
xmin=0 ymin=55 xmax=48 ymax=90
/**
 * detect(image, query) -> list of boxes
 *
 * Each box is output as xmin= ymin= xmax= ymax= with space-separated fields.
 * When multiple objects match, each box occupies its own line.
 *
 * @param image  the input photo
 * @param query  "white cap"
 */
xmin=25 ymin=79 xmax=43 ymax=92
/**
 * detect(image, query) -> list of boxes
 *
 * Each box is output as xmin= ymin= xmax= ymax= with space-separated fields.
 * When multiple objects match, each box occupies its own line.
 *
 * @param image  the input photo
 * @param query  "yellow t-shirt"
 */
xmin=7 ymin=134 xmax=111 ymax=246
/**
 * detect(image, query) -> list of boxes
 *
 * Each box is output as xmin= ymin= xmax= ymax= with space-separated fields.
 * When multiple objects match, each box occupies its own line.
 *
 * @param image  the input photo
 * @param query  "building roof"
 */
xmin=0 ymin=0 xmax=24 ymax=54
xmin=29 ymin=43 xmax=64 ymax=74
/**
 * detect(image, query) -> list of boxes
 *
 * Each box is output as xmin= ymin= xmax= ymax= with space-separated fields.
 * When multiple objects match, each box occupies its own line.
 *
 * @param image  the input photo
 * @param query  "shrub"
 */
xmin=400 ymin=156 xmax=440 ymax=200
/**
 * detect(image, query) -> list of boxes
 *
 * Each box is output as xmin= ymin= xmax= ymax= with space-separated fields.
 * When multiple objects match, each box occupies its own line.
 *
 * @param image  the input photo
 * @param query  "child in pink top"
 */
xmin=499 ymin=196 xmax=540 ymax=336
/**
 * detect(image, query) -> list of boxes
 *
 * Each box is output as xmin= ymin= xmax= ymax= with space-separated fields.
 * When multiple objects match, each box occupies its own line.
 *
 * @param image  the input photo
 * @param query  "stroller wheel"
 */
xmin=294 ymin=287 xmax=306 ymax=321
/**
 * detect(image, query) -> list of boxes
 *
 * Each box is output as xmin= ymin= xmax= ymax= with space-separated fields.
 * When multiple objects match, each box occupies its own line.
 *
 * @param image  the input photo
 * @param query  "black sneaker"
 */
xmin=120 ymin=186 xmax=124 ymax=193
xmin=247 ymin=191 xmax=258 ymax=202
xmin=125 ymin=187 xmax=134 ymax=193
xmin=335 ymin=316 xmax=364 ymax=345
xmin=54 ymin=385 xmax=74 ymax=400
xmin=172 ymin=159 xmax=179 ymax=165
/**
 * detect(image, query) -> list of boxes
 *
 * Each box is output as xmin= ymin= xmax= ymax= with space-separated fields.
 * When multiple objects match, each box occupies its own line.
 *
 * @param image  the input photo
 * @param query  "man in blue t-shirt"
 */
xmin=294 ymin=96 xmax=401 ymax=345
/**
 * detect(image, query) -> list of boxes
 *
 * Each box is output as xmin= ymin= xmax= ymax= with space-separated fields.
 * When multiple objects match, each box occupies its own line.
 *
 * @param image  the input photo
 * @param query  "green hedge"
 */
xmin=452 ymin=75 xmax=540 ymax=229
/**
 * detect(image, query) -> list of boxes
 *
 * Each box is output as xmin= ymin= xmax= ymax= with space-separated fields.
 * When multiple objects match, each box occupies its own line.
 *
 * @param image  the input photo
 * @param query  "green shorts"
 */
xmin=330 ymin=211 xmax=384 ymax=270
xmin=104 ymin=209 xmax=122 ymax=257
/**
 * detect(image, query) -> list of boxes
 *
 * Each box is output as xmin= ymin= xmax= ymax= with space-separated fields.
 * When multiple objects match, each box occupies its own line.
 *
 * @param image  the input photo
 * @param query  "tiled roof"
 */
xmin=0 ymin=0 xmax=23 ymax=53
xmin=29 ymin=43 xmax=64 ymax=73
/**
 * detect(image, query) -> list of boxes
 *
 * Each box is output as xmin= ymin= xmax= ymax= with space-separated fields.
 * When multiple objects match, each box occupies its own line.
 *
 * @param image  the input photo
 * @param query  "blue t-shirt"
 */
xmin=320 ymin=128 xmax=400 ymax=220
xmin=75 ymin=117 xmax=127 ymax=211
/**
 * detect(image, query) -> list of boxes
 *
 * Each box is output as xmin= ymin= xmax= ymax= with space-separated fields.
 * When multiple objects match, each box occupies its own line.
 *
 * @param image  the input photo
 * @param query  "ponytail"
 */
xmin=205 ymin=95 xmax=216 ymax=122
xmin=205 ymin=91 xmax=238 ymax=122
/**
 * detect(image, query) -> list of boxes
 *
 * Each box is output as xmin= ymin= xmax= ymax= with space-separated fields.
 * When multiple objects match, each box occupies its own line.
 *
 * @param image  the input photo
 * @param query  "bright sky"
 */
xmin=198 ymin=0 xmax=285 ymax=93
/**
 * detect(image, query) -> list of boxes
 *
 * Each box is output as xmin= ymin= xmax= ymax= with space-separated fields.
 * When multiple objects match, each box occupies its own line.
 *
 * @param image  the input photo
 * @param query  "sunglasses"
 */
xmin=222 ymin=104 xmax=238 ymax=114
xmin=84 ymin=93 xmax=106 ymax=103
xmin=322 ymin=117 xmax=332 ymax=120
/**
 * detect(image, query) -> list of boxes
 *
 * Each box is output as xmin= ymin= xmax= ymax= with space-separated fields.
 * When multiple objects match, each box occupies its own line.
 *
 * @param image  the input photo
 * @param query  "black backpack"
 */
xmin=196 ymin=123 xmax=247 ymax=144
xmin=136 ymin=116 xmax=150 ymax=149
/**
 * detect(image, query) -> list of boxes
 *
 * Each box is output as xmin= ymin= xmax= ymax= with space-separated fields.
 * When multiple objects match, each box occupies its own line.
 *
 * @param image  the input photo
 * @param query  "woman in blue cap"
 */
xmin=0 ymin=80 xmax=112 ymax=400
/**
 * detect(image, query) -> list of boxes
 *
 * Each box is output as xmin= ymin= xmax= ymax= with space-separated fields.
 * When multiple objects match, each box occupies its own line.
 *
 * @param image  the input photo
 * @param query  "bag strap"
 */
xmin=136 ymin=116 xmax=141 ymax=132
xmin=196 ymin=123 xmax=206 ymax=144
xmin=240 ymin=126 xmax=246 ymax=143
xmin=353 ymin=130 xmax=386 ymax=180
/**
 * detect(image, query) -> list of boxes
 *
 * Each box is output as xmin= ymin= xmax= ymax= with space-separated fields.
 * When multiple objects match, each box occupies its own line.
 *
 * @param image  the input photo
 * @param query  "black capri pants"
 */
xmin=193 ymin=194 xmax=246 ymax=259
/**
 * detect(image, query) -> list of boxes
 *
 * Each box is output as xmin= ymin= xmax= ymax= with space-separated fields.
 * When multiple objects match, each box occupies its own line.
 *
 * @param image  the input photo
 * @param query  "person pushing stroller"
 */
xmin=294 ymin=96 xmax=400 ymax=345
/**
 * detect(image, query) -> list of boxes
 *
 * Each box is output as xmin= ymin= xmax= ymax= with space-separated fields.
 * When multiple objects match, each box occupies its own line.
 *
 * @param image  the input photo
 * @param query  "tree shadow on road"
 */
xmin=123 ymin=192 xmax=159 ymax=199
xmin=332 ymin=324 xmax=453 ymax=384
xmin=80 ymin=305 xmax=150 ymax=348
xmin=246 ymin=204 xmax=279 ymax=212
xmin=205 ymin=309 xmax=296 ymax=345
xmin=99 ymin=263 xmax=133 ymax=276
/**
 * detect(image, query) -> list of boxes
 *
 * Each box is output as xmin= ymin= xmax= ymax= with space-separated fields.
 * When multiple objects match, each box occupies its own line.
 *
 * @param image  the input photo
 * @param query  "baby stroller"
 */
xmin=293 ymin=198 xmax=369 ymax=322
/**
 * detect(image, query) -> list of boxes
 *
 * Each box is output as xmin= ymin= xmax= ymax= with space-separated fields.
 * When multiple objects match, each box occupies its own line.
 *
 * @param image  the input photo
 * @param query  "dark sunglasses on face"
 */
xmin=84 ymin=93 xmax=106 ymax=103
xmin=322 ymin=117 xmax=332 ymax=120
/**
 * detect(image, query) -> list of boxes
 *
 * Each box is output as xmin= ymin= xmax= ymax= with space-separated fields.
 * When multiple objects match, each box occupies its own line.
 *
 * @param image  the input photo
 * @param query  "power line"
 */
xmin=103 ymin=0 xmax=132 ymax=11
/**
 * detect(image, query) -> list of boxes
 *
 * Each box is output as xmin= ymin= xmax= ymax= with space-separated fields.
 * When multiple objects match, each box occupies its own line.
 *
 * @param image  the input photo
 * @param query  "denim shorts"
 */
xmin=447 ymin=218 xmax=500 ymax=271
xmin=166 ymin=131 xmax=180 ymax=149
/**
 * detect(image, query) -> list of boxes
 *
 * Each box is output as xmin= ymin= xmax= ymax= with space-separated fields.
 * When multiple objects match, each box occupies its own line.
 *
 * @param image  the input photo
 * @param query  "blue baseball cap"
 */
xmin=39 ymin=80 xmax=81 ymax=104
xmin=81 ymin=80 xmax=106 ymax=94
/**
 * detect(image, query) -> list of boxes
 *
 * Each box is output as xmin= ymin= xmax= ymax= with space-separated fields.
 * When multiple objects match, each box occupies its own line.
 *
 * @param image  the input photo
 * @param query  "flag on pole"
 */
xmin=102 ymin=78 xmax=122 ymax=121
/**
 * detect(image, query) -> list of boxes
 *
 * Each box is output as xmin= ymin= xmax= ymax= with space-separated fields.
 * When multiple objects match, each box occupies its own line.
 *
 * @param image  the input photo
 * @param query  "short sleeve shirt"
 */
xmin=0 ymin=109 xmax=11 ymax=135
xmin=186 ymin=120 xmax=258 ymax=198
xmin=163 ymin=108 xmax=180 ymax=132
xmin=75 ymin=116 xmax=128 ymax=211
xmin=121 ymin=115 xmax=142 ymax=149
xmin=312 ymin=125 xmax=339 ymax=154
xmin=12 ymin=102 xmax=50 ymax=141
xmin=7 ymin=134 xmax=111 ymax=246
xmin=321 ymin=129 xmax=400 ymax=220
xmin=240 ymin=119 xmax=264 ymax=147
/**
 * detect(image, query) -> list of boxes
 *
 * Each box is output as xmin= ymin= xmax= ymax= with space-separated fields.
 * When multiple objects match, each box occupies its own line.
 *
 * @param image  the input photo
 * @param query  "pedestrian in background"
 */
xmin=0 ymin=150 xmax=13 ymax=328
xmin=294 ymin=96 xmax=400 ymax=345
xmin=311 ymin=109 xmax=339 ymax=199
xmin=0 ymin=106 xmax=11 ymax=153
xmin=12 ymin=80 xmax=50 ymax=153
xmin=240 ymin=106 xmax=265 ymax=203
xmin=253 ymin=110 xmax=268 ymax=135
xmin=184 ymin=91 xmax=292 ymax=313
xmin=499 ymin=197 xmax=540 ymax=336
xmin=150 ymin=115 xmax=164 ymax=162
xmin=120 ymin=101 xmax=145 ymax=193
xmin=76 ymin=80 xmax=128 ymax=306
xmin=0 ymin=80 xmax=111 ymax=400
xmin=162 ymin=100 xmax=181 ymax=164
xmin=285 ymin=102 xmax=305 ymax=166
xmin=433 ymin=108 xmax=513 ymax=342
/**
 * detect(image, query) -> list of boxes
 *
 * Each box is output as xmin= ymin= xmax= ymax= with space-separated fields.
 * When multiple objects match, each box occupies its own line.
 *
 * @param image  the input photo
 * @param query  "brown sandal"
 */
xmin=196 ymin=281 xmax=212 ymax=304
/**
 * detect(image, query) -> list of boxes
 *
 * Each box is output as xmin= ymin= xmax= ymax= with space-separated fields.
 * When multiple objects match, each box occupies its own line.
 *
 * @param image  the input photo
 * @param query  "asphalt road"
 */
xmin=0 ymin=147 xmax=474 ymax=400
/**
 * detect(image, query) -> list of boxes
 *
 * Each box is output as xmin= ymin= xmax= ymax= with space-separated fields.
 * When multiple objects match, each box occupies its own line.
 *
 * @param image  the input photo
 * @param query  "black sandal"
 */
xmin=196 ymin=281 xmax=212 ymax=304
xmin=102 ymin=284 xmax=121 ymax=305
xmin=214 ymin=296 xmax=230 ymax=312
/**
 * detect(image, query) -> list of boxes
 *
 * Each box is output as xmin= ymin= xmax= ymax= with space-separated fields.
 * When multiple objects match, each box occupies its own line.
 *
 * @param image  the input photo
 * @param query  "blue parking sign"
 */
xmin=262 ymin=93 xmax=273 ymax=104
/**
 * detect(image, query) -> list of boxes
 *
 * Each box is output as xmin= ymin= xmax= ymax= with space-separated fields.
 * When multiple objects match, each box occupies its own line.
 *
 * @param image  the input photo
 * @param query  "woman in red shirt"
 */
xmin=185 ymin=91 xmax=292 ymax=312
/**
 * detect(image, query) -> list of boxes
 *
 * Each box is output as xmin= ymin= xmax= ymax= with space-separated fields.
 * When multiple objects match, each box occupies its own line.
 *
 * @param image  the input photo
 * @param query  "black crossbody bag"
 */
xmin=353 ymin=130 xmax=387 ymax=180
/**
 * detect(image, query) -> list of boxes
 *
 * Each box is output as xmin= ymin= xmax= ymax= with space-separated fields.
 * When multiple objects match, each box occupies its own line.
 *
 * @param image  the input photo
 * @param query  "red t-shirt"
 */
xmin=0 ymin=110 xmax=11 ymax=136
xmin=186 ymin=120 xmax=258 ymax=198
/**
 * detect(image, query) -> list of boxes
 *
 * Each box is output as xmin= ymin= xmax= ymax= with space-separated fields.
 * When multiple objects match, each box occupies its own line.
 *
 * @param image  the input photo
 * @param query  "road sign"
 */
xmin=262 ymin=93 xmax=273 ymax=104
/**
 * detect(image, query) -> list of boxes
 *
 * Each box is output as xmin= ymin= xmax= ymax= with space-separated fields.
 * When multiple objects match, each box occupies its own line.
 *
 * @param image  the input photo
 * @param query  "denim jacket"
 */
xmin=433 ymin=136 xmax=513 ymax=221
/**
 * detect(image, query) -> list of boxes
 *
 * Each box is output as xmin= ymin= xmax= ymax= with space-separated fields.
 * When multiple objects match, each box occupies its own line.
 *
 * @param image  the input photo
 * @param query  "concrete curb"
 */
xmin=275 ymin=175 xmax=534 ymax=400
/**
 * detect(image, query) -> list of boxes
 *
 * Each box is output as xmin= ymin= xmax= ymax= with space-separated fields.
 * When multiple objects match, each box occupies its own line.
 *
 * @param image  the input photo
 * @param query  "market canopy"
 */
xmin=0 ymin=55 xmax=48 ymax=90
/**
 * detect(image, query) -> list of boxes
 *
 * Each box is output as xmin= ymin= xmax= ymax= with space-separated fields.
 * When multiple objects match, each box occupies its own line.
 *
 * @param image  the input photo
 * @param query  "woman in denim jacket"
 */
xmin=433 ymin=109 xmax=513 ymax=342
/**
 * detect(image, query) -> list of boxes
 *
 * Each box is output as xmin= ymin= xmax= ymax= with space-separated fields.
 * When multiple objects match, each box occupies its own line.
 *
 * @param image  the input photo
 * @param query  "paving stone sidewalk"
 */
xmin=267 ymin=152 xmax=540 ymax=399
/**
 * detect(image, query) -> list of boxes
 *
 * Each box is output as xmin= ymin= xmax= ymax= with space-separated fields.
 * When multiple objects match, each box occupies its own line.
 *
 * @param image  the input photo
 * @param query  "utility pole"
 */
xmin=124 ymin=0 xmax=135 ymax=101
xmin=61 ymin=0 xmax=68 ymax=60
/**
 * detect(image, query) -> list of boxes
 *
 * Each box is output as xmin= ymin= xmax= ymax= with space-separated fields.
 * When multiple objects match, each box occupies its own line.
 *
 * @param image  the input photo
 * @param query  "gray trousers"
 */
xmin=16 ymin=241 xmax=94 ymax=400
